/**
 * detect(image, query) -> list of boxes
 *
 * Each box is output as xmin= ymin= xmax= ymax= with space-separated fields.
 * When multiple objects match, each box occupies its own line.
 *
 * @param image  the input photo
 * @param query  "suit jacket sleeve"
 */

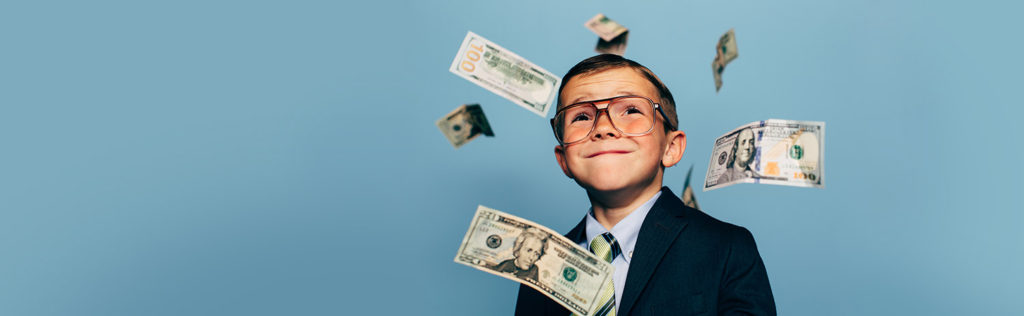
xmin=718 ymin=227 xmax=776 ymax=315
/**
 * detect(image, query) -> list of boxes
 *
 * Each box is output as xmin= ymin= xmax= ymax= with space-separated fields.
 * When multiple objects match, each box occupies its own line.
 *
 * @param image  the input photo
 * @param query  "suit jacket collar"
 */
xmin=566 ymin=212 xmax=588 ymax=244
xmin=563 ymin=187 xmax=690 ymax=316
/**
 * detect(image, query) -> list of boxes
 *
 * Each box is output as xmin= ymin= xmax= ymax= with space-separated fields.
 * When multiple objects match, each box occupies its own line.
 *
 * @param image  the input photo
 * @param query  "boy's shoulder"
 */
xmin=680 ymin=202 xmax=747 ymax=233
xmin=655 ymin=187 xmax=755 ymax=240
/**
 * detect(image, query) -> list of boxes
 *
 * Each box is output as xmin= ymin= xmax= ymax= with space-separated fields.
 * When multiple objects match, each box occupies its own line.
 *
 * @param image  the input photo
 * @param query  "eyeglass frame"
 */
xmin=550 ymin=95 xmax=676 ymax=146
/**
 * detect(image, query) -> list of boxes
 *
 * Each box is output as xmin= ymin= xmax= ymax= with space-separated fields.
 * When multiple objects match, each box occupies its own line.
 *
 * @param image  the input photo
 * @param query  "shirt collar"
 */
xmin=584 ymin=191 xmax=662 ymax=263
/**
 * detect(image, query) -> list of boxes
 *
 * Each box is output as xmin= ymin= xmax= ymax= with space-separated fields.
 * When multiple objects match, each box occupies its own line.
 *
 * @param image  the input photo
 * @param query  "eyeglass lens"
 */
xmin=556 ymin=97 xmax=656 ymax=144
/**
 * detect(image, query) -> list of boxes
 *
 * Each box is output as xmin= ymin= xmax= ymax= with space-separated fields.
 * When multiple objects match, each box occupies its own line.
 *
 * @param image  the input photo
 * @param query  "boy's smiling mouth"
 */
xmin=585 ymin=150 xmax=632 ymax=158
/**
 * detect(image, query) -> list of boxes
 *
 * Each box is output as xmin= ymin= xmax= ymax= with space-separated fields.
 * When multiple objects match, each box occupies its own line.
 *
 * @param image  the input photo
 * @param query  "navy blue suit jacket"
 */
xmin=515 ymin=187 xmax=776 ymax=316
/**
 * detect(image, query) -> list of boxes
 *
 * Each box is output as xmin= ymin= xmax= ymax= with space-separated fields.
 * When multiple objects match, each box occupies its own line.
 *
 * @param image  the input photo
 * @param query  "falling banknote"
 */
xmin=704 ymin=119 xmax=825 ymax=191
xmin=595 ymin=31 xmax=628 ymax=56
xmin=712 ymin=29 xmax=738 ymax=92
xmin=681 ymin=165 xmax=701 ymax=210
xmin=584 ymin=13 xmax=627 ymax=42
xmin=450 ymin=31 xmax=560 ymax=117
xmin=585 ymin=13 xmax=629 ymax=56
xmin=454 ymin=205 xmax=614 ymax=316
xmin=436 ymin=104 xmax=494 ymax=149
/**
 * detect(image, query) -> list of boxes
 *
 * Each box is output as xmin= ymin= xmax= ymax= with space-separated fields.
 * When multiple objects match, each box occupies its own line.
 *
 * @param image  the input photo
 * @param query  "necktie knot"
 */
xmin=590 ymin=232 xmax=622 ymax=263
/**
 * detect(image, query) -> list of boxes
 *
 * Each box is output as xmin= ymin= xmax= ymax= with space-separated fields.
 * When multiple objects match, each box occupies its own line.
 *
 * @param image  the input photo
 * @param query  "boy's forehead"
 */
xmin=559 ymin=67 xmax=658 ymax=107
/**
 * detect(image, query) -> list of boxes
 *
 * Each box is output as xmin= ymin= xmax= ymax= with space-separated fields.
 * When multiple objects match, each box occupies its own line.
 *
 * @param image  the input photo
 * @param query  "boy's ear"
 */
xmin=554 ymin=145 xmax=574 ymax=178
xmin=662 ymin=130 xmax=687 ymax=168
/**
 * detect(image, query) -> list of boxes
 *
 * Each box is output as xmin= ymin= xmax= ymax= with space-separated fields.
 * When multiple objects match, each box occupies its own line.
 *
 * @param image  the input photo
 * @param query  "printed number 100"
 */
xmin=460 ymin=41 xmax=484 ymax=73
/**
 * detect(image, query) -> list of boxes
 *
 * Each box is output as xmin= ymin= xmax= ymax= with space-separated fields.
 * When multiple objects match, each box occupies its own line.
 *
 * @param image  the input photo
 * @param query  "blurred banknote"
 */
xmin=704 ymin=119 xmax=825 ymax=191
xmin=595 ymin=31 xmax=628 ymax=56
xmin=584 ymin=13 xmax=627 ymax=41
xmin=449 ymin=31 xmax=560 ymax=117
xmin=712 ymin=29 xmax=738 ymax=92
xmin=455 ymin=205 xmax=613 ymax=316
xmin=681 ymin=165 xmax=701 ymax=210
xmin=436 ymin=104 xmax=494 ymax=149
xmin=585 ymin=14 xmax=629 ymax=56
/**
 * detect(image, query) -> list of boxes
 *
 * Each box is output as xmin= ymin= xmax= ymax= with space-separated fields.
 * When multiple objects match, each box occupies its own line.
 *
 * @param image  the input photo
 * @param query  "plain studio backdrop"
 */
xmin=1 ymin=0 xmax=1021 ymax=315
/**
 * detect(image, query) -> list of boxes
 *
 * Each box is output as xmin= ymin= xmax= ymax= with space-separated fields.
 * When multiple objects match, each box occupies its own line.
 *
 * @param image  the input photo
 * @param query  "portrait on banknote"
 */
xmin=490 ymin=227 xmax=549 ymax=282
xmin=717 ymin=126 xmax=761 ymax=184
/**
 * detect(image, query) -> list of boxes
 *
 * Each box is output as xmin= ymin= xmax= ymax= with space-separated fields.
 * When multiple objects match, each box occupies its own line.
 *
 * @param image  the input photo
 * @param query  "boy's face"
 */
xmin=554 ymin=67 xmax=685 ymax=194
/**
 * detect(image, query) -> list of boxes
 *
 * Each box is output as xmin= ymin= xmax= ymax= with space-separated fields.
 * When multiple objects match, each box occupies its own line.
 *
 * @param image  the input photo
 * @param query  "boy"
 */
xmin=515 ymin=54 xmax=776 ymax=316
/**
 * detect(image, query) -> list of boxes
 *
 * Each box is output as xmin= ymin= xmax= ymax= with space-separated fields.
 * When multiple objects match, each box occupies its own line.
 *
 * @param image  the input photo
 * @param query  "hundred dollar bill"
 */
xmin=681 ymin=165 xmax=701 ymax=210
xmin=436 ymin=104 xmax=494 ymax=149
xmin=712 ymin=29 xmax=738 ymax=92
xmin=449 ymin=31 xmax=560 ymax=117
xmin=455 ymin=205 xmax=614 ymax=316
xmin=584 ymin=13 xmax=627 ymax=42
xmin=704 ymin=119 xmax=825 ymax=191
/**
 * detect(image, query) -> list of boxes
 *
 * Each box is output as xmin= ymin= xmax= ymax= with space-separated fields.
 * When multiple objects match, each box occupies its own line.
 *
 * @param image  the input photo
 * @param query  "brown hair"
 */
xmin=557 ymin=54 xmax=678 ymax=131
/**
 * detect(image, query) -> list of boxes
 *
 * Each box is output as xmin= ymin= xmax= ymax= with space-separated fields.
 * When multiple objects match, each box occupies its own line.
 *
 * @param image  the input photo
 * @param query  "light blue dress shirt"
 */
xmin=579 ymin=191 xmax=662 ymax=311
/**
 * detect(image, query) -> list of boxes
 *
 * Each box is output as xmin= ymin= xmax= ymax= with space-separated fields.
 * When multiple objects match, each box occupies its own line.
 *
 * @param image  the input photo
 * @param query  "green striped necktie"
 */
xmin=575 ymin=232 xmax=619 ymax=316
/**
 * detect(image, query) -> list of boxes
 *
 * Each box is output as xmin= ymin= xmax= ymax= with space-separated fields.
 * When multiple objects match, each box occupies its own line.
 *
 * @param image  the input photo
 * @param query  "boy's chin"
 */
xmin=579 ymin=175 xmax=650 ymax=194
xmin=571 ymin=163 xmax=663 ymax=194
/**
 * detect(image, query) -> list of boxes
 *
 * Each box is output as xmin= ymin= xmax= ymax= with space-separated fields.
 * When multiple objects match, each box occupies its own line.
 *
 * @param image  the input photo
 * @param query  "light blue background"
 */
xmin=2 ymin=0 xmax=1021 ymax=315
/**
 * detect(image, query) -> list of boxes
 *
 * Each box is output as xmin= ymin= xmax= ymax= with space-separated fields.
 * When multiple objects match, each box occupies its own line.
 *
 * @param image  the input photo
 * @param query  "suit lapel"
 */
xmin=564 ymin=215 xmax=587 ymax=244
xmin=617 ymin=187 xmax=688 ymax=316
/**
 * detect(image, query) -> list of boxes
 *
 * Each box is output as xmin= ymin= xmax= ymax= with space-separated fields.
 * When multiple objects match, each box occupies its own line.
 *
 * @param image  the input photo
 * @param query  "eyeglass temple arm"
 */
xmin=654 ymin=104 xmax=676 ymax=131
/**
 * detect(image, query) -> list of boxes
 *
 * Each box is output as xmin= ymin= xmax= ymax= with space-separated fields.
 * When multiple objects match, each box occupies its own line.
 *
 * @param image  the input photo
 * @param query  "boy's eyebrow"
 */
xmin=568 ymin=91 xmax=642 ymax=104
xmin=568 ymin=95 xmax=591 ymax=104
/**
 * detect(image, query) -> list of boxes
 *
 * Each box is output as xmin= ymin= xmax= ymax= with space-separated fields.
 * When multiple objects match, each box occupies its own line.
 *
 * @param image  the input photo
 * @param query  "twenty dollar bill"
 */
xmin=450 ymin=31 xmax=560 ymax=117
xmin=704 ymin=119 xmax=825 ymax=190
xmin=454 ymin=205 xmax=613 ymax=316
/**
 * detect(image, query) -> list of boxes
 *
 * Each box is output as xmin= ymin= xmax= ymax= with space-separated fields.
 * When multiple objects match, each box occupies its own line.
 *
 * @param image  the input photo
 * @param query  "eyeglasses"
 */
xmin=551 ymin=95 xmax=673 ymax=145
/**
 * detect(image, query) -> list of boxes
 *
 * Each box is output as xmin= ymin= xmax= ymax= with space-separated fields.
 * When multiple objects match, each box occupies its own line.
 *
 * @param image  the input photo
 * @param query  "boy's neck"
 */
xmin=587 ymin=183 xmax=664 ymax=231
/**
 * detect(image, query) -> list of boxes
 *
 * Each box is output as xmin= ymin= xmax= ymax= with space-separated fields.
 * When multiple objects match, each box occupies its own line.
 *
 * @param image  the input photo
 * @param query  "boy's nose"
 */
xmin=591 ymin=112 xmax=620 ymax=140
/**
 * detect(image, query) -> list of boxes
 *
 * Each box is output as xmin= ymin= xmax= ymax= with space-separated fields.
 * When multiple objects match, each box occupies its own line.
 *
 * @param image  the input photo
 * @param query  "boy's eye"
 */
xmin=617 ymin=105 xmax=643 ymax=116
xmin=570 ymin=112 xmax=592 ymax=123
